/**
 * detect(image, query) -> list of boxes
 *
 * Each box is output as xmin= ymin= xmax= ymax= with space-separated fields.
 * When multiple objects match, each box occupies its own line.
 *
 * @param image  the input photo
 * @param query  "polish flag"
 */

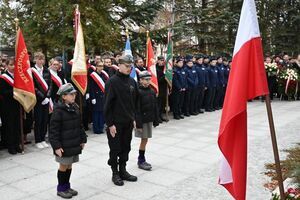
xmin=217 ymin=0 xmax=269 ymax=199
xmin=71 ymin=6 xmax=87 ymax=95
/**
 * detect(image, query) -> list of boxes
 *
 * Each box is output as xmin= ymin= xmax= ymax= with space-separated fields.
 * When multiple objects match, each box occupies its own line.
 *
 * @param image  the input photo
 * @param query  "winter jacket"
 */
xmin=104 ymin=71 xmax=139 ymax=128
xmin=49 ymin=102 xmax=87 ymax=157
xmin=136 ymin=85 xmax=159 ymax=128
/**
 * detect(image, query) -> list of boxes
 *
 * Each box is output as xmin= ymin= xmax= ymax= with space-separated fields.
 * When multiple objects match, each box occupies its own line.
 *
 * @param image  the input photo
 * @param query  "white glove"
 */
xmin=41 ymin=98 xmax=50 ymax=105
xmin=91 ymin=99 xmax=96 ymax=105
xmin=86 ymin=93 xmax=90 ymax=100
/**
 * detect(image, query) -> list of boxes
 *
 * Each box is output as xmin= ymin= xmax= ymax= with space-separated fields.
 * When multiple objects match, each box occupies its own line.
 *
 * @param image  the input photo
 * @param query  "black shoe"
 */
xmin=15 ymin=146 xmax=22 ymax=153
xmin=174 ymin=115 xmax=180 ymax=120
xmin=199 ymin=110 xmax=204 ymax=114
xmin=57 ymin=191 xmax=72 ymax=199
xmin=191 ymin=112 xmax=198 ymax=116
xmin=119 ymin=171 xmax=138 ymax=182
xmin=160 ymin=116 xmax=168 ymax=122
xmin=8 ymin=148 xmax=17 ymax=155
xmin=67 ymin=188 xmax=78 ymax=196
xmin=205 ymin=109 xmax=212 ymax=112
xmin=184 ymin=113 xmax=190 ymax=117
xmin=179 ymin=115 xmax=184 ymax=119
xmin=112 ymin=173 xmax=124 ymax=186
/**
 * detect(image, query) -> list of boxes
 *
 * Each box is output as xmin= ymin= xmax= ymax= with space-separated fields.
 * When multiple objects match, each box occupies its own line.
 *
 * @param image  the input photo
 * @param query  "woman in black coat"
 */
xmin=49 ymin=83 xmax=87 ymax=199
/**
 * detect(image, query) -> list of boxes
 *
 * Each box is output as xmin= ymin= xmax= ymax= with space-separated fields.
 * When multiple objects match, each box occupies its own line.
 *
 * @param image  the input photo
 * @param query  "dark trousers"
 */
xmin=205 ymin=87 xmax=216 ymax=110
xmin=106 ymin=122 xmax=133 ymax=167
xmin=172 ymin=90 xmax=185 ymax=116
xmin=196 ymin=86 xmax=205 ymax=111
xmin=183 ymin=89 xmax=191 ymax=114
xmin=34 ymin=103 xmax=49 ymax=143
xmin=219 ymin=86 xmax=225 ymax=107
xmin=158 ymin=92 xmax=167 ymax=116
xmin=2 ymin=107 xmax=20 ymax=149
xmin=214 ymin=86 xmax=222 ymax=109
xmin=189 ymin=88 xmax=198 ymax=113
xmin=92 ymin=111 xmax=105 ymax=134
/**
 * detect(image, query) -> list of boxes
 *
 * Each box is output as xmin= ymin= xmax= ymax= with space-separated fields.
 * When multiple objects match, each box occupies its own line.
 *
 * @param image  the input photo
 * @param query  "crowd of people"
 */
xmin=0 ymin=52 xmax=299 ymax=155
xmin=0 ymin=51 xmax=299 ymax=198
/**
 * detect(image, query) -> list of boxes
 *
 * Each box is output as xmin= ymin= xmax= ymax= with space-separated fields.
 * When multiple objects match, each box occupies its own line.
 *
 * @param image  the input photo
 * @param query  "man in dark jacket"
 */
xmin=156 ymin=56 xmax=168 ymax=122
xmin=195 ymin=55 xmax=207 ymax=114
xmin=184 ymin=58 xmax=199 ymax=115
xmin=104 ymin=55 xmax=139 ymax=186
xmin=172 ymin=57 xmax=187 ymax=119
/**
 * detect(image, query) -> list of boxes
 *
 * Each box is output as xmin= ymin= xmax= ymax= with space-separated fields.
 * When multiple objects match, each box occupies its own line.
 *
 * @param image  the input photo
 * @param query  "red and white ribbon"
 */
xmin=32 ymin=67 xmax=48 ymax=92
xmin=50 ymin=70 xmax=63 ymax=88
xmin=90 ymin=72 xmax=105 ymax=93
xmin=0 ymin=74 xmax=14 ymax=87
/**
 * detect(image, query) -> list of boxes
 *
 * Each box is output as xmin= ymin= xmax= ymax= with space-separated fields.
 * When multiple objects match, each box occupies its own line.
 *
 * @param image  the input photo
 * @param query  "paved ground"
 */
xmin=0 ymin=100 xmax=299 ymax=200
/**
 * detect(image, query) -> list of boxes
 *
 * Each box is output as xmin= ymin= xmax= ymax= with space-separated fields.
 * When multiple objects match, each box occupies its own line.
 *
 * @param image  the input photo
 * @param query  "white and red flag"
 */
xmin=71 ymin=6 xmax=87 ymax=95
xmin=146 ymin=37 xmax=159 ymax=94
xmin=13 ymin=28 xmax=36 ymax=113
xmin=217 ymin=0 xmax=269 ymax=199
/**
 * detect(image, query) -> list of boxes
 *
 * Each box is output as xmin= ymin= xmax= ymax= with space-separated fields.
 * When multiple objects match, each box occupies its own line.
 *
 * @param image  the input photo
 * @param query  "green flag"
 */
xmin=165 ymin=31 xmax=173 ymax=87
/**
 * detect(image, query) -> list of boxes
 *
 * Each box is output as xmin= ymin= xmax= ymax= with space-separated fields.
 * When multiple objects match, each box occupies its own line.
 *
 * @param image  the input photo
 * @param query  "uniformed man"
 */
xmin=32 ymin=52 xmax=52 ymax=149
xmin=0 ymin=58 xmax=22 ymax=154
xmin=204 ymin=57 xmax=218 ymax=112
xmin=184 ymin=57 xmax=199 ymax=115
xmin=89 ymin=59 xmax=109 ymax=134
xmin=156 ymin=56 xmax=168 ymax=122
xmin=215 ymin=56 xmax=226 ymax=109
xmin=172 ymin=57 xmax=187 ymax=119
xmin=195 ymin=55 xmax=206 ymax=114
xmin=104 ymin=55 xmax=139 ymax=186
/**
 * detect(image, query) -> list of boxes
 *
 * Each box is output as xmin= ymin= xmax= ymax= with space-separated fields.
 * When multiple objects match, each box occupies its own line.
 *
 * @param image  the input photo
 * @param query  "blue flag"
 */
xmin=124 ymin=37 xmax=137 ymax=81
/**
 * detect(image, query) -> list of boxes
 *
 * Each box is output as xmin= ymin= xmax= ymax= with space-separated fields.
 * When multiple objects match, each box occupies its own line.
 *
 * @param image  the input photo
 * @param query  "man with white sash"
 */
xmin=0 ymin=58 xmax=22 ymax=155
xmin=89 ymin=60 xmax=109 ymax=134
xmin=31 ymin=52 xmax=52 ymax=149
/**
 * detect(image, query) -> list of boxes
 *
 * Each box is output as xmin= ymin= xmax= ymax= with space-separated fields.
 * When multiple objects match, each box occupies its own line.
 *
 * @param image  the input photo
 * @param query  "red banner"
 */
xmin=13 ymin=28 xmax=36 ymax=113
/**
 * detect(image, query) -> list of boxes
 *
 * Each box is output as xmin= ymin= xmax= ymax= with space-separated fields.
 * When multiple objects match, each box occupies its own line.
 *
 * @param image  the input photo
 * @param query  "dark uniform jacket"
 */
xmin=32 ymin=66 xmax=52 ymax=103
xmin=49 ymin=102 xmax=87 ymax=157
xmin=136 ymin=85 xmax=159 ymax=128
xmin=185 ymin=65 xmax=199 ymax=89
xmin=208 ymin=65 xmax=219 ymax=88
xmin=89 ymin=71 xmax=108 ymax=112
xmin=217 ymin=63 xmax=226 ymax=87
xmin=0 ymin=72 xmax=19 ymax=112
xmin=172 ymin=67 xmax=188 ymax=91
xmin=195 ymin=63 xmax=207 ymax=87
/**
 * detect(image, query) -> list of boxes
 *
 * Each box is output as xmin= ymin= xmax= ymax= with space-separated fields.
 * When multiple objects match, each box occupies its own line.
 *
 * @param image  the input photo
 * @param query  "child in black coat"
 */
xmin=135 ymin=71 xmax=159 ymax=171
xmin=49 ymin=83 xmax=87 ymax=199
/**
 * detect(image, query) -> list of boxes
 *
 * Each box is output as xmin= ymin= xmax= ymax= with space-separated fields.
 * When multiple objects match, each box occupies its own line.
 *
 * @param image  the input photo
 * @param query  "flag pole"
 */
xmin=146 ymin=30 xmax=149 ymax=67
xmin=265 ymin=95 xmax=285 ymax=199
xmin=14 ymin=17 xmax=25 ymax=153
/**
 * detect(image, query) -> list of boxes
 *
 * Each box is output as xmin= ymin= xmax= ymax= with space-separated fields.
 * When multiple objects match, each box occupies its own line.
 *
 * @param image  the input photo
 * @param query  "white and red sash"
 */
xmin=111 ymin=64 xmax=119 ymax=71
xmin=0 ymin=73 xmax=14 ymax=87
xmin=135 ymin=67 xmax=141 ymax=75
xmin=50 ymin=70 xmax=63 ymax=88
xmin=90 ymin=72 xmax=105 ymax=93
xmin=32 ymin=67 xmax=53 ymax=111
xmin=89 ymin=65 xmax=96 ymax=71
xmin=31 ymin=67 xmax=48 ymax=92
xmin=101 ymin=70 xmax=109 ymax=80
